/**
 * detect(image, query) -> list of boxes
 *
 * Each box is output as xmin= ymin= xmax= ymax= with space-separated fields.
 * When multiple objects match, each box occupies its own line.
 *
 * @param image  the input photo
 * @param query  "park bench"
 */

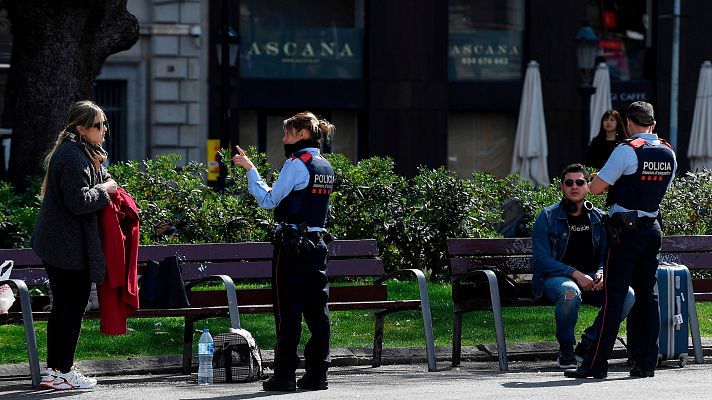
xmin=446 ymin=235 xmax=712 ymax=371
xmin=0 ymin=239 xmax=436 ymax=387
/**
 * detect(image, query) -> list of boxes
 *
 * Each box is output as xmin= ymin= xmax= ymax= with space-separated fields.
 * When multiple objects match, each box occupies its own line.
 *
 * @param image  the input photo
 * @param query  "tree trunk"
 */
xmin=2 ymin=0 xmax=138 ymax=189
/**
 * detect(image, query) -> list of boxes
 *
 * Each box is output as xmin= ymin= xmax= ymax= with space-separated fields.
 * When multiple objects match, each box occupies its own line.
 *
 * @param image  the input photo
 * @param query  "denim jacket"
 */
xmin=531 ymin=201 xmax=606 ymax=300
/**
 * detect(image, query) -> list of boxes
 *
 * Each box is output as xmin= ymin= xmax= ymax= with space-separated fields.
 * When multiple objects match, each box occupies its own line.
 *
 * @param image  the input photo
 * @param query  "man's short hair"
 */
xmin=626 ymin=101 xmax=655 ymax=127
xmin=559 ymin=163 xmax=591 ymax=182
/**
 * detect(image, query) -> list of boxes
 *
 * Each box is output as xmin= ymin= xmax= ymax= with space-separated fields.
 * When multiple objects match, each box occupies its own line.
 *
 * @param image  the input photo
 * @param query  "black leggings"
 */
xmin=45 ymin=264 xmax=91 ymax=373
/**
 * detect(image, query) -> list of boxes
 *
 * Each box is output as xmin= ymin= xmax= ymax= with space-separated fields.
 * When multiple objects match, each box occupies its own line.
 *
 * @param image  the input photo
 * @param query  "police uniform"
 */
xmin=579 ymin=133 xmax=677 ymax=375
xmin=246 ymin=147 xmax=334 ymax=383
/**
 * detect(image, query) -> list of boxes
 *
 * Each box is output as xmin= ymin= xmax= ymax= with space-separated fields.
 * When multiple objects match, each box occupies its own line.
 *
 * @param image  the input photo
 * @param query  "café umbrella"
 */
xmin=511 ymin=60 xmax=550 ymax=186
xmin=688 ymin=60 xmax=712 ymax=171
xmin=589 ymin=62 xmax=613 ymax=142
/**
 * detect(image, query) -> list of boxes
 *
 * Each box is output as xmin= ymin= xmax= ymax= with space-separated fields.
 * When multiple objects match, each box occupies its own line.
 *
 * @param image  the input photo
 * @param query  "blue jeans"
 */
xmin=542 ymin=274 xmax=635 ymax=347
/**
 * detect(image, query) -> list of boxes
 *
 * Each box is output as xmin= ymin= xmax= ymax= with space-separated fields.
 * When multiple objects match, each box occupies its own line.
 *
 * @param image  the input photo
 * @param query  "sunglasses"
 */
xmin=563 ymin=179 xmax=587 ymax=187
xmin=92 ymin=120 xmax=109 ymax=130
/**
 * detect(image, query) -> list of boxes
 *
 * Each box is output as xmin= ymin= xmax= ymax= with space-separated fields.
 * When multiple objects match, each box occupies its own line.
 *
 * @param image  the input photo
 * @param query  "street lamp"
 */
xmin=215 ymin=0 xmax=240 ymax=189
xmin=574 ymin=19 xmax=599 ymax=158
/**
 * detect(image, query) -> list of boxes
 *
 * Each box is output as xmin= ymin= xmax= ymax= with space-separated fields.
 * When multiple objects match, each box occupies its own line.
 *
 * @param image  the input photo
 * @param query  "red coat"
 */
xmin=98 ymin=187 xmax=140 ymax=335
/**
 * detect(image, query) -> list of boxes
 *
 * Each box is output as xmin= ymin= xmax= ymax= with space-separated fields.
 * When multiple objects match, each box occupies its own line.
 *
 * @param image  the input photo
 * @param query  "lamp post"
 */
xmin=216 ymin=0 xmax=240 ymax=189
xmin=574 ymin=19 xmax=599 ymax=159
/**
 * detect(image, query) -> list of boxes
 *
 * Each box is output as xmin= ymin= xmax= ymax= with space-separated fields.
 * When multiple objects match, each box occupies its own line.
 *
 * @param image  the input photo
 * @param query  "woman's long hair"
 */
xmin=594 ymin=109 xmax=626 ymax=142
xmin=41 ymin=100 xmax=108 ymax=197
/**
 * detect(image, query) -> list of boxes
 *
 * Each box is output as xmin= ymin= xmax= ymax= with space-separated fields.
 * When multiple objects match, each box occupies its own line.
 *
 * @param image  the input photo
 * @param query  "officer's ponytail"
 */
xmin=283 ymin=111 xmax=335 ymax=147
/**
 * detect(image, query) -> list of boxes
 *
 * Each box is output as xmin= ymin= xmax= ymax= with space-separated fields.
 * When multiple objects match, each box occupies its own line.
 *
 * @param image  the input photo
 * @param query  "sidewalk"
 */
xmin=2 ymin=339 xmax=711 ymax=378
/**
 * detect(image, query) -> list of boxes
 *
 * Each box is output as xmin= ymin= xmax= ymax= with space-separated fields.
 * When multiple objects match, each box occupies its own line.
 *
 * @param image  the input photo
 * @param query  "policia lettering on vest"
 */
xmin=233 ymin=111 xmax=335 ymax=392
xmin=565 ymin=101 xmax=678 ymax=380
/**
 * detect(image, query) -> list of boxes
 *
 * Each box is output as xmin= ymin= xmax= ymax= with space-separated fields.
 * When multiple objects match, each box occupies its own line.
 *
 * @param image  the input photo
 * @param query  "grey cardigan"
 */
xmin=31 ymin=140 xmax=111 ymax=283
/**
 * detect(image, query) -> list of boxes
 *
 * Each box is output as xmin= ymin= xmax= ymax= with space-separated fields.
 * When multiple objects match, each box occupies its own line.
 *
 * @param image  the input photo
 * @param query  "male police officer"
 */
xmin=565 ymin=101 xmax=677 ymax=379
xmin=233 ymin=112 xmax=335 ymax=391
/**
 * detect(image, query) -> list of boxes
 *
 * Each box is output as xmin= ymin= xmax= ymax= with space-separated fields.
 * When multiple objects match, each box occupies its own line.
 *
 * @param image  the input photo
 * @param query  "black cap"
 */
xmin=626 ymin=101 xmax=655 ymax=126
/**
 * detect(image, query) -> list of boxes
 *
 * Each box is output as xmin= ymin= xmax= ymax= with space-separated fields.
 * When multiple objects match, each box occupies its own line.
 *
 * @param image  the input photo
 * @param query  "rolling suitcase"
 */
xmin=655 ymin=262 xmax=695 ymax=367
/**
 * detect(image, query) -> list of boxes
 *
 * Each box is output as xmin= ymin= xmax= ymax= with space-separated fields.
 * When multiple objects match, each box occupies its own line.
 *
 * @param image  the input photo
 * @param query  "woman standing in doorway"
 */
xmin=585 ymin=109 xmax=627 ymax=170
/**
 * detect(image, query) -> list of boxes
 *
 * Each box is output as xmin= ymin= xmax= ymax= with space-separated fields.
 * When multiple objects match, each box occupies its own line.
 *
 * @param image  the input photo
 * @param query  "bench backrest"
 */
xmin=0 ymin=239 xmax=388 ymax=308
xmin=447 ymin=235 xmax=712 ymax=300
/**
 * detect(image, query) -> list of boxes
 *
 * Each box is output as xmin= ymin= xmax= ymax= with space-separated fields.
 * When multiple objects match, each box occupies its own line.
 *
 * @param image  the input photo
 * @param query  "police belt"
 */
xmin=272 ymin=223 xmax=332 ymax=252
xmin=604 ymin=211 xmax=658 ymax=247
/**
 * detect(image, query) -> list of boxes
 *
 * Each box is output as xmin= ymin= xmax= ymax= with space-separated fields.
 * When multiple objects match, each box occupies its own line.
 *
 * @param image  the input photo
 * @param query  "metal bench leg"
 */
xmin=452 ymin=311 xmax=462 ymax=366
xmin=686 ymin=274 xmax=704 ymax=364
xmin=414 ymin=273 xmax=437 ymax=372
xmin=4 ymin=279 xmax=40 ymax=387
xmin=373 ymin=311 xmax=385 ymax=367
xmin=183 ymin=318 xmax=195 ymax=374
xmin=482 ymin=270 xmax=508 ymax=371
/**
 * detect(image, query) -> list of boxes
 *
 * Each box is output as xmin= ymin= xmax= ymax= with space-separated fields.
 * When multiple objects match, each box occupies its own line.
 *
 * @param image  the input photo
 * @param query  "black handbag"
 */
xmin=139 ymin=255 xmax=190 ymax=309
xmin=460 ymin=267 xmax=521 ymax=304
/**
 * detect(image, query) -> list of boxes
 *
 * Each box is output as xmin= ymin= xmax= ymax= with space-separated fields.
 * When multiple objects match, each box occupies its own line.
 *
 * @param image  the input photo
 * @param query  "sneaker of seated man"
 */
xmin=531 ymin=164 xmax=635 ymax=369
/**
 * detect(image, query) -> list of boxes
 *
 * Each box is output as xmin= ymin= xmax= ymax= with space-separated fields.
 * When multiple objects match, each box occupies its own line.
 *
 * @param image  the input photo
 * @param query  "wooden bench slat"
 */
xmin=659 ymin=253 xmax=712 ymax=269
xmin=449 ymin=257 xmax=533 ymax=275
xmin=138 ymin=242 xmax=274 ymax=262
xmin=4 ymin=269 xmax=48 ymax=285
xmin=693 ymin=280 xmax=712 ymax=292
xmin=188 ymin=286 xmax=388 ymax=307
xmin=661 ymin=235 xmax=712 ymax=252
xmin=0 ymin=249 xmax=42 ymax=265
xmin=446 ymin=238 xmax=532 ymax=256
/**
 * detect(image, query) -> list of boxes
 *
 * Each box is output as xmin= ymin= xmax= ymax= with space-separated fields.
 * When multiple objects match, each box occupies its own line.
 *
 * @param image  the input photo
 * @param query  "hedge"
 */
xmin=1 ymin=150 xmax=710 ymax=281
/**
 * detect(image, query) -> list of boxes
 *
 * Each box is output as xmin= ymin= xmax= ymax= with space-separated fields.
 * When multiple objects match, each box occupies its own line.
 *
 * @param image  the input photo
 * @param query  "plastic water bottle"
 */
xmin=197 ymin=328 xmax=214 ymax=385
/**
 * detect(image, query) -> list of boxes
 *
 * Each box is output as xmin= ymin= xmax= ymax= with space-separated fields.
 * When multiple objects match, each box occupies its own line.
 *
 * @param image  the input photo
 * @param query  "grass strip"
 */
xmin=1 ymin=281 xmax=711 ymax=364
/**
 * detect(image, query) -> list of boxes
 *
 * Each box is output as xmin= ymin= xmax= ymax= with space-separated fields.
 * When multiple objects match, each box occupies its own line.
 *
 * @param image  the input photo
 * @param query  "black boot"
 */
xmin=297 ymin=375 xmax=328 ymax=390
xmin=564 ymin=367 xmax=607 ymax=379
xmin=262 ymin=376 xmax=296 ymax=392
xmin=629 ymin=366 xmax=655 ymax=378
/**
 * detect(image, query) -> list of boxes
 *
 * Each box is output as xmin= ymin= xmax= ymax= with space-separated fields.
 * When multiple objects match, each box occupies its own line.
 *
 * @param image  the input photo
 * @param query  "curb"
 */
xmin=2 ymin=340 xmax=711 ymax=378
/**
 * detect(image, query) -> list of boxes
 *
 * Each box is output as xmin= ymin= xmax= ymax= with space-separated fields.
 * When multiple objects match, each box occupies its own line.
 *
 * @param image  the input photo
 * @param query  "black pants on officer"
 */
xmin=271 ymin=237 xmax=330 ymax=381
xmin=582 ymin=216 xmax=661 ymax=373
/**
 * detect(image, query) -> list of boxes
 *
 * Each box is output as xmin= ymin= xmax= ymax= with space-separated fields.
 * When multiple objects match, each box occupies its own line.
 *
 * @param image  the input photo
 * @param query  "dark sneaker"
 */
xmin=629 ymin=367 xmax=655 ymax=378
xmin=262 ymin=376 xmax=296 ymax=392
xmin=558 ymin=345 xmax=577 ymax=369
xmin=574 ymin=341 xmax=591 ymax=363
xmin=297 ymin=375 xmax=328 ymax=390
xmin=564 ymin=367 xmax=607 ymax=379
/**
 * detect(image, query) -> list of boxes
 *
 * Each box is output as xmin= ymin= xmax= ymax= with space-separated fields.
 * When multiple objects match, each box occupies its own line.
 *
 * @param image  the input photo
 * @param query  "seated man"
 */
xmin=532 ymin=163 xmax=635 ymax=368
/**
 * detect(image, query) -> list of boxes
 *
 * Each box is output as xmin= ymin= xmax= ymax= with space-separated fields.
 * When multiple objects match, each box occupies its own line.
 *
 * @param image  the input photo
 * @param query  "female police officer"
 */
xmin=233 ymin=111 xmax=335 ymax=391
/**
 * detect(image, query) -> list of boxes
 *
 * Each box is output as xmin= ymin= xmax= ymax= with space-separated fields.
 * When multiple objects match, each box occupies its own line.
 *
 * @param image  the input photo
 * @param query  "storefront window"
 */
xmin=239 ymin=0 xmax=364 ymax=79
xmin=589 ymin=0 xmax=649 ymax=81
xmin=448 ymin=0 xmax=524 ymax=81
xmin=448 ymin=111 xmax=516 ymax=178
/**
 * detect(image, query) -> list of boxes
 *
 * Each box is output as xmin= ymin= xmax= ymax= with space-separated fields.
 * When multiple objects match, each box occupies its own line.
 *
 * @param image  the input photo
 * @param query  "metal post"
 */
xmin=669 ymin=0 xmax=680 ymax=150
xmin=217 ymin=0 xmax=231 ymax=190
xmin=231 ymin=6 xmax=241 ymax=156
xmin=579 ymin=85 xmax=596 ymax=159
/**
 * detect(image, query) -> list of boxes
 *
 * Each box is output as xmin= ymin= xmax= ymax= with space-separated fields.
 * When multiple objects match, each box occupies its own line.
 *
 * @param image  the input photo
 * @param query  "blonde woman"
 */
xmin=31 ymin=100 xmax=116 ymax=390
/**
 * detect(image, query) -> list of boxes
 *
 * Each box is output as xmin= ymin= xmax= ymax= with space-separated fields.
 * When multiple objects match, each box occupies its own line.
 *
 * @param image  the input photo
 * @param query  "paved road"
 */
xmin=1 ymin=357 xmax=709 ymax=399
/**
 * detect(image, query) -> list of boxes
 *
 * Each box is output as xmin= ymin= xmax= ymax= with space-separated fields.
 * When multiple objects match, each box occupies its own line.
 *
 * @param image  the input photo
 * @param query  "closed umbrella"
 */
xmin=688 ymin=60 xmax=712 ymax=171
xmin=511 ymin=60 xmax=550 ymax=186
xmin=589 ymin=62 xmax=612 ymax=142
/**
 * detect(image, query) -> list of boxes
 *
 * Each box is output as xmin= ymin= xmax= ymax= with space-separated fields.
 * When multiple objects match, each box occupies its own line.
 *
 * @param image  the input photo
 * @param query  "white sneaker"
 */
xmin=51 ymin=366 xmax=97 ymax=390
xmin=39 ymin=368 xmax=57 ymax=389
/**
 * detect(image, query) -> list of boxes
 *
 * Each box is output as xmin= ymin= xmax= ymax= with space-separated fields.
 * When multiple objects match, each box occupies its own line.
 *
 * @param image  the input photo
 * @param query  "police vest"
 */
xmin=607 ymin=138 xmax=675 ymax=212
xmin=274 ymin=151 xmax=334 ymax=228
